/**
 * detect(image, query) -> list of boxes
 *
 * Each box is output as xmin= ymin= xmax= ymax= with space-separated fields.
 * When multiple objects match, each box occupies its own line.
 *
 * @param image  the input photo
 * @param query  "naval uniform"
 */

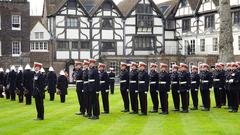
xmin=83 ymin=68 xmax=89 ymax=116
xmin=213 ymin=69 xmax=225 ymax=108
xmin=16 ymin=71 xmax=24 ymax=103
xmin=119 ymin=69 xmax=130 ymax=112
xmin=170 ymin=71 xmax=180 ymax=111
xmin=228 ymin=69 xmax=240 ymax=112
xmin=129 ymin=69 xmax=139 ymax=113
xmin=138 ymin=70 xmax=149 ymax=115
xmin=159 ymin=71 xmax=171 ymax=114
xmin=190 ymin=72 xmax=200 ymax=109
xmin=149 ymin=70 xmax=159 ymax=112
xmin=179 ymin=71 xmax=191 ymax=112
xmin=8 ymin=70 xmax=17 ymax=101
xmin=108 ymin=71 xmax=115 ymax=94
xmin=74 ymin=69 xmax=85 ymax=114
xmin=0 ymin=72 xmax=4 ymax=98
xmin=57 ymin=75 xmax=68 ymax=103
xmin=99 ymin=70 xmax=110 ymax=113
xmin=4 ymin=72 xmax=10 ymax=99
xmin=23 ymin=70 xmax=34 ymax=105
xmin=47 ymin=71 xmax=57 ymax=101
xmin=225 ymin=69 xmax=233 ymax=108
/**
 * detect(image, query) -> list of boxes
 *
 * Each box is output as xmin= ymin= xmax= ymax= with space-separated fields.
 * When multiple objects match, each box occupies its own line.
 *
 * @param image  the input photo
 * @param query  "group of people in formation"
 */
xmin=1 ymin=59 xmax=240 ymax=120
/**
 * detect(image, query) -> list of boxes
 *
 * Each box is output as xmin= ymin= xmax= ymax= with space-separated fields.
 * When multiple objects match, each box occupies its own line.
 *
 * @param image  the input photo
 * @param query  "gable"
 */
xmin=31 ymin=22 xmax=51 ymax=40
xmin=174 ymin=0 xmax=200 ymax=17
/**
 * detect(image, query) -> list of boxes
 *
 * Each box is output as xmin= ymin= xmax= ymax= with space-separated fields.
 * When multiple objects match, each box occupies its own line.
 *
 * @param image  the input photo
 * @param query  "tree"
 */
xmin=213 ymin=0 xmax=234 ymax=62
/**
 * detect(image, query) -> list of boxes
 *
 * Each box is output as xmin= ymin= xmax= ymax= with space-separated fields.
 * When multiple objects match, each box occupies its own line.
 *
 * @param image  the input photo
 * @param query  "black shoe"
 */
xmin=34 ymin=118 xmax=44 ymax=121
xmin=75 ymin=112 xmax=84 ymax=115
xmin=190 ymin=107 xmax=198 ymax=110
xmin=172 ymin=109 xmax=180 ymax=112
xmin=160 ymin=111 xmax=169 ymax=115
xmin=83 ymin=114 xmax=91 ymax=118
xmin=89 ymin=116 xmax=99 ymax=120
xmin=129 ymin=111 xmax=138 ymax=114
xmin=201 ymin=108 xmax=210 ymax=111
xmin=101 ymin=112 xmax=109 ymax=114
xmin=139 ymin=113 xmax=147 ymax=116
xmin=149 ymin=110 xmax=158 ymax=113
xmin=181 ymin=110 xmax=189 ymax=113
xmin=121 ymin=109 xmax=129 ymax=112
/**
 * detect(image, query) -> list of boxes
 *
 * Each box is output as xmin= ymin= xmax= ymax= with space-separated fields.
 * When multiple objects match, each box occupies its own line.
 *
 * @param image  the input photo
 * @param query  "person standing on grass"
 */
xmin=57 ymin=70 xmax=68 ymax=103
xmin=119 ymin=62 xmax=130 ymax=112
xmin=108 ymin=68 xmax=115 ymax=95
xmin=170 ymin=64 xmax=180 ymax=112
xmin=0 ymin=68 xmax=5 ymax=98
xmin=33 ymin=62 xmax=45 ymax=120
xmin=74 ymin=61 xmax=84 ymax=115
xmin=129 ymin=62 xmax=139 ymax=114
xmin=178 ymin=63 xmax=191 ymax=113
xmin=138 ymin=62 xmax=149 ymax=116
xmin=99 ymin=63 xmax=110 ymax=114
xmin=47 ymin=66 xmax=57 ymax=101
xmin=212 ymin=63 xmax=225 ymax=108
xmin=23 ymin=64 xmax=34 ymax=105
xmin=8 ymin=65 xmax=17 ymax=101
xmin=228 ymin=63 xmax=240 ymax=113
xmin=83 ymin=60 xmax=90 ymax=117
xmin=159 ymin=63 xmax=170 ymax=115
xmin=149 ymin=63 xmax=159 ymax=113
xmin=225 ymin=63 xmax=233 ymax=109
xmin=88 ymin=59 xmax=100 ymax=120
xmin=190 ymin=65 xmax=200 ymax=110
xmin=199 ymin=63 xmax=213 ymax=111
xmin=16 ymin=66 xmax=24 ymax=103
xmin=40 ymin=68 xmax=47 ymax=99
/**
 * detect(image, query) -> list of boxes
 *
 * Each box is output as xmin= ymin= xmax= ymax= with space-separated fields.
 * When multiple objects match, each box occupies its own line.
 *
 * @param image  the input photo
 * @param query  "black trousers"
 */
xmin=130 ymin=90 xmax=138 ymax=113
xmin=35 ymin=95 xmax=44 ymax=119
xmin=230 ymin=89 xmax=239 ymax=111
xmin=150 ymin=85 xmax=159 ymax=111
xmin=191 ymin=88 xmax=198 ymax=108
xmin=226 ymin=89 xmax=232 ymax=108
xmin=172 ymin=89 xmax=180 ymax=110
xmin=200 ymin=89 xmax=211 ymax=109
xmin=76 ymin=88 xmax=85 ymax=114
xmin=101 ymin=90 xmax=109 ymax=113
xmin=159 ymin=91 xmax=168 ymax=113
xmin=180 ymin=91 xmax=188 ymax=111
xmin=86 ymin=91 xmax=92 ymax=116
xmin=60 ymin=94 xmax=65 ymax=103
xmin=25 ymin=93 xmax=32 ymax=105
xmin=49 ymin=93 xmax=55 ymax=101
xmin=109 ymin=82 xmax=115 ymax=94
xmin=0 ymin=85 xmax=4 ymax=98
xmin=214 ymin=87 xmax=222 ymax=107
xmin=10 ymin=91 xmax=16 ymax=101
xmin=220 ymin=88 xmax=226 ymax=106
xmin=88 ymin=91 xmax=100 ymax=117
xmin=18 ymin=94 xmax=24 ymax=103
xmin=139 ymin=91 xmax=147 ymax=114
xmin=5 ymin=89 xmax=10 ymax=99
xmin=120 ymin=89 xmax=129 ymax=111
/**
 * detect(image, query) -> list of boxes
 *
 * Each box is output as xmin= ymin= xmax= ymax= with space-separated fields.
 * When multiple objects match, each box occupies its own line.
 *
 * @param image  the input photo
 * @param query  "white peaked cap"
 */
xmin=0 ymin=68 xmax=4 ymax=72
xmin=60 ymin=70 xmax=65 ymax=75
xmin=49 ymin=66 xmax=54 ymax=72
xmin=10 ymin=65 xmax=16 ymax=71
xmin=25 ymin=64 xmax=31 ymax=70
xmin=6 ymin=69 xmax=10 ymax=73
xmin=18 ymin=66 xmax=23 ymax=71
xmin=40 ymin=68 xmax=45 ymax=73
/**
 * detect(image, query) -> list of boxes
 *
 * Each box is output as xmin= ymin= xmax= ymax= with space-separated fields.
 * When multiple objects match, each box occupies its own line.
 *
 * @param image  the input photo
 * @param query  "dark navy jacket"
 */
xmin=149 ymin=70 xmax=159 ymax=92
xmin=178 ymin=71 xmax=190 ymax=92
xmin=33 ymin=72 xmax=45 ymax=97
xmin=159 ymin=71 xmax=170 ymax=92
xmin=199 ymin=71 xmax=213 ymax=90
xmin=16 ymin=71 xmax=24 ymax=92
xmin=23 ymin=70 xmax=34 ymax=92
xmin=88 ymin=67 xmax=100 ymax=92
xmin=170 ymin=71 xmax=179 ymax=91
xmin=47 ymin=71 xmax=57 ymax=93
xmin=8 ymin=70 xmax=17 ymax=93
xmin=190 ymin=72 xmax=200 ymax=90
xmin=138 ymin=70 xmax=149 ymax=92
xmin=119 ymin=69 xmax=129 ymax=91
xmin=129 ymin=69 xmax=138 ymax=92
xmin=57 ymin=75 xmax=68 ymax=95
xmin=99 ymin=70 xmax=109 ymax=91
xmin=213 ymin=69 xmax=225 ymax=89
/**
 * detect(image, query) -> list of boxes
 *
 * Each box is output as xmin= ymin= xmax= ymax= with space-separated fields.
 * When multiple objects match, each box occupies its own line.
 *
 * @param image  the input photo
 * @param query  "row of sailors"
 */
xmin=119 ymin=61 xmax=240 ymax=115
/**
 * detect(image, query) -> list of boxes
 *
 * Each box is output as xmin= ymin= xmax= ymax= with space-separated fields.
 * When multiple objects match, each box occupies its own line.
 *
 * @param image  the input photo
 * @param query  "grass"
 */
xmin=0 ymin=87 xmax=240 ymax=135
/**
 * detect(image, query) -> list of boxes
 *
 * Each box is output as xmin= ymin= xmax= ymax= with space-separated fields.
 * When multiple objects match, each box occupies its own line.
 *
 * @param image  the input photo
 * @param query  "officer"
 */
xmin=88 ymin=59 xmax=100 ymax=120
xmin=138 ymin=62 xmax=149 ymax=116
xmin=179 ymin=63 xmax=191 ymax=113
xmin=23 ymin=64 xmax=34 ymax=105
xmin=108 ymin=68 xmax=115 ymax=94
xmin=228 ymin=63 xmax=240 ymax=113
xmin=149 ymin=63 xmax=159 ymax=113
xmin=16 ymin=66 xmax=24 ymax=103
xmin=190 ymin=65 xmax=200 ymax=110
xmin=225 ymin=63 xmax=233 ymax=109
xmin=57 ymin=70 xmax=68 ymax=103
xmin=8 ymin=65 xmax=17 ymax=101
xmin=47 ymin=66 xmax=57 ymax=101
xmin=170 ymin=64 xmax=180 ymax=111
xmin=99 ymin=63 xmax=110 ymax=114
xmin=4 ymin=69 xmax=10 ymax=99
xmin=0 ymin=68 xmax=4 ymax=98
xmin=159 ymin=63 xmax=171 ymax=115
xmin=219 ymin=63 xmax=226 ymax=106
xmin=33 ymin=62 xmax=45 ymax=120
xmin=83 ymin=60 xmax=90 ymax=117
xmin=199 ymin=63 xmax=213 ymax=111
xmin=74 ymin=61 xmax=84 ymax=115
xmin=119 ymin=62 xmax=130 ymax=112
xmin=129 ymin=62 xmax=139 ymax=114
xmin=213 ymin=63 xmax=225 ymax=108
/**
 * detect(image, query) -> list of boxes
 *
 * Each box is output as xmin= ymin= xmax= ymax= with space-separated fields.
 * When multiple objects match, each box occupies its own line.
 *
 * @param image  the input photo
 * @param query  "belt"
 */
xmin=120 ymin=80 xmax=126 ymax=83
xmin=88 ymin=79 xmax=95 ymax=82
xmin=139 ymin=81 xmax=145 ymax=84
xmin=150 ymin=82 xmax=156 ymax=84
xmin=100 ymin=81 xmax=105 ymax=84
xmin=202 ymin=80 xmax=209 ymax=83
xmin=180 ymin=81 xmax=187 ymax=84
xmin=76 ymin=80 xmax=83 ymax=83
xmin=110 ymin=77 xmax=115 ymax=80
xmin=171 ymin=81 xmax=178 ymax=84
xmin=84 ymin=81 xmax=89 ymax=84
xmin=214 ymin=79 xmax=220 ymax=82
xmin=130 ymin=81 xmax=137 ymax=83
xmin=159 ymin=81 xmax=166 ymax=84
xmin=191 ymin=81 xmax=196 ymax=84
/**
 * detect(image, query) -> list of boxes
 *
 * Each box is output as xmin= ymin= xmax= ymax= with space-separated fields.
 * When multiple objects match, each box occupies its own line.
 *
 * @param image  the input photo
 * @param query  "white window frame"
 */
xmin=12 ymin=41 xmax=21 ymax=57
xmin=30 ymin=42 xmax=48 ymax=52
xmin=35 ymin=32 xmax=44 ymax=39
xmin=212 ymin=38 xmax=218 ymax=52
xmin=200 ymin=39 xmax=205 ymax=52
xmin=12 ymin=15 xmax=21 ymax=31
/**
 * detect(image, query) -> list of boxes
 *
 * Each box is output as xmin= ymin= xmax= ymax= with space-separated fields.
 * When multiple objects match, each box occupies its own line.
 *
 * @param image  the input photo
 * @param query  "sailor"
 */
xmin=149 ymin=63 xmax=159 ymax=113
xmin=108 ymin=68 xmax=115 ymax=94
xmin=129 ymin=62 xmax=139 ymax=114
xmin=170 ymin=64 xmax=180 ymax=111
xmin=190 ymin=65 xmax=200 ymax=110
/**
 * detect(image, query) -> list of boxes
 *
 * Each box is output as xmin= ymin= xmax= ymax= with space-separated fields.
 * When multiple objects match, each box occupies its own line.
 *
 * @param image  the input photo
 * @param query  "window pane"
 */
xmin=72 ymin=41 xmax=79 ymax=50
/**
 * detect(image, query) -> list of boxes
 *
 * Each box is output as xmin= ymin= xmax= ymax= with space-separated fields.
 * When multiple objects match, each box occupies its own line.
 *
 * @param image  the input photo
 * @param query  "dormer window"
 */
xmin=136 ymin=4 xmax=153 ymax=28
xmin=181 ymin=0 xmax=187 ymax=7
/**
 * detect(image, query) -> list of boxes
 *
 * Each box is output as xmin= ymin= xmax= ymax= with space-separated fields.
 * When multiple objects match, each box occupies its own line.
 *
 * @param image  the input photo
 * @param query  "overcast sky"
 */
xmin=29 ymin=0 xmax=169 ymax=16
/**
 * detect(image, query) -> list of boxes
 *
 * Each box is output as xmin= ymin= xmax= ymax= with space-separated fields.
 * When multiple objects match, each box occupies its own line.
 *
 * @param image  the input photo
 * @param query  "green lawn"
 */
xmin=0 ymin=87 xmax=240 ymax=135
